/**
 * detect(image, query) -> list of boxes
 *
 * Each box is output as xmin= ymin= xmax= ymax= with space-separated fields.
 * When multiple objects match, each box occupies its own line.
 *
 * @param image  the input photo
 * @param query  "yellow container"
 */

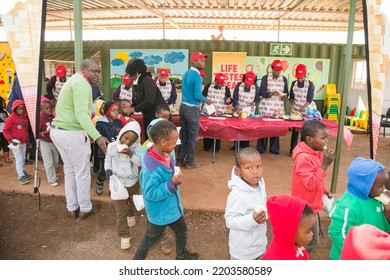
xmin=240 ymin=112 xmax=247 ymax=119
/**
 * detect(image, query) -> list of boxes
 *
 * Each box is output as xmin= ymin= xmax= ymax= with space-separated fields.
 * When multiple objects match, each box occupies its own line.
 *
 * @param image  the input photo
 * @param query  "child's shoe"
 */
xmin=24 ymin=159 xmax=33 ymax=165
xmin=127 ymin=216 xmax=136 ymax=227
xmin=18 ymin=175 xmax=30 ymax=185
xmin=49 ymin=181 xmax=59 ymax=187
xmin=24 ymin=172 xmax=33 ymax=180
xmin=159 ymin=236 xmax=173 ymax=255
xmin=121 ymin=237 xmax=131 ymax=250
xmin=176 ymin=251 xmax=200 ymax=260
xmin=95 ymin=180 xmax=103 ymax=195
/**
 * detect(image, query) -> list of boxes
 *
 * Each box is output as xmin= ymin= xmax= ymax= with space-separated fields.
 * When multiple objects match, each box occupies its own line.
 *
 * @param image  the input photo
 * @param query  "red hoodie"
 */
xmin=291 ymin=141 xmax=328 ymax=213
xmin=3 ymin=100 xmax=30 ymax=144
xmin=262 ymin=195 xmax=309 ymax=260
xmin=340 ymin=224 xmax=390 ymax=260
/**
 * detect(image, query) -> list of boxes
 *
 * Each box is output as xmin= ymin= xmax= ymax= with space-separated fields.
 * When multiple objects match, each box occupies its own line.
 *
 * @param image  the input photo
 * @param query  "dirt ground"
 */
xmin=0 ymin=129 xmax=389 ymax=260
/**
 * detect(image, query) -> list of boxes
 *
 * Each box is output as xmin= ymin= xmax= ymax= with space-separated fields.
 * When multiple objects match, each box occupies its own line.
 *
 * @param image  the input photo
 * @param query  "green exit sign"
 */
xmin=270 ymin=43 xmax=293 ymax=56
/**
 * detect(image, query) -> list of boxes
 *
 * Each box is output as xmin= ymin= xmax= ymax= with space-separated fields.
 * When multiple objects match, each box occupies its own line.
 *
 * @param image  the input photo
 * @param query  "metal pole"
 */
xmin=330 ymin=0 xmax=356 ymax=193
xmin=73 ymin=0 xmax=83 ymax=69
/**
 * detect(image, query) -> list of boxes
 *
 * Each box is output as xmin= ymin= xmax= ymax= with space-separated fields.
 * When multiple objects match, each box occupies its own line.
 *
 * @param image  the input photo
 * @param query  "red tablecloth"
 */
xmin=132 ymin=114 xmax=353 ymax=148
xmin=199 ymin=116 xmax=353 ymax=148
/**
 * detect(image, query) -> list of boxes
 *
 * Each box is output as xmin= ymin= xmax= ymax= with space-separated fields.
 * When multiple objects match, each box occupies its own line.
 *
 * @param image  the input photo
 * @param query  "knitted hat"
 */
xmin=103 ymin=101 xmax=118 ymax=117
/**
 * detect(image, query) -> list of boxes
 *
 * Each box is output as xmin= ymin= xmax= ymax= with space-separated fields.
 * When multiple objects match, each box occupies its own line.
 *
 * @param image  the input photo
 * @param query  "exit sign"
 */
xmin=270 ymin=43 xmax=293 ymax=56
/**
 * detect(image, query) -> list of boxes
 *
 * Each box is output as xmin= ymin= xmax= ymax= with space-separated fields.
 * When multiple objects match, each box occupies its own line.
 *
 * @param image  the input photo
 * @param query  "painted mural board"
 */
xmin=247 ymin=56 xmax=330 ymax=100
xmin=0 ymin=43 xmax=16 ymax=101
xmin=110 ymin=49 xmax=189 ymax=89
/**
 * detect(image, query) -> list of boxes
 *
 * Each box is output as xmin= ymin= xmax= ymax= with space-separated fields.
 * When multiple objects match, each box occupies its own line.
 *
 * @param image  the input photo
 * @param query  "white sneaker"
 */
xmin=127 ymin=216 xmax=136 ymax=227
xmin=121 ymin=237 xmax=131 ymax=250
xmin=49 ymin=181 xmax=59 ymax=187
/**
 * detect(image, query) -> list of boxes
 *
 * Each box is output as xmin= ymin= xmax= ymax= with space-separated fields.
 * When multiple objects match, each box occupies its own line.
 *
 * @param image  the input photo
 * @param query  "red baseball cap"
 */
xmin=158 ymin=69 xmax=169 ymax=77
xmin=272 ymin=60 xmax=283 ymax=71
xmin=191 ymin=51 xmax=208 ymax=63
xmin=123 ymin=73 xmax=131 ymax=84
xmin=244 ymin=71 xmax=256 ymax=86
xmin=215 ymin=73 xmax=227 ymax=84
xmin=295 ymin=64 xmax=307 ymax=79
xmin=55 ymin=65 xmax=66 ymax=78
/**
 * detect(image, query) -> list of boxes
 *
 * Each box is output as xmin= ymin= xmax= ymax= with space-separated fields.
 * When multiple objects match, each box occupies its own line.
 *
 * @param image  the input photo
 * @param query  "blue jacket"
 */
xmin=181 ymin=67 xmax=208 ymax=106
xmin=96 ymin=117 xmax=124 ymax=158
xmin=140 ymin=149 xmax=184 ymax=226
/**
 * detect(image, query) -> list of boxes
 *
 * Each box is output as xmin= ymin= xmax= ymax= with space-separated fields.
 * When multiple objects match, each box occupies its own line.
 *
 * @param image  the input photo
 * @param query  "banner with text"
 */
xmin=212 ymin=52 xmax=247 ymax=90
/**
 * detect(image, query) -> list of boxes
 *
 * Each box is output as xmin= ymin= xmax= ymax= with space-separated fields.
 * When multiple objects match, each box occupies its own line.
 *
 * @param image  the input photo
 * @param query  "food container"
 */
xmin=240 ymin=112 xmax=247 ymax=119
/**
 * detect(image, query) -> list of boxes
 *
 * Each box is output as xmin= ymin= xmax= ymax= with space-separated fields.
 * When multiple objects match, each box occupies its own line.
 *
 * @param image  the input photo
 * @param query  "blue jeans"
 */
xmin=178 ymin=104 xmax=200 ymax=164
xmin=133 ymin=216 xmax=188 ymax=259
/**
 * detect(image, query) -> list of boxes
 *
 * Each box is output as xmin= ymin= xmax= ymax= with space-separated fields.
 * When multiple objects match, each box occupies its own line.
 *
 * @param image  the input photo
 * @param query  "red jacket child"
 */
xmin=3 ymin=100 xmax=30 ymax=144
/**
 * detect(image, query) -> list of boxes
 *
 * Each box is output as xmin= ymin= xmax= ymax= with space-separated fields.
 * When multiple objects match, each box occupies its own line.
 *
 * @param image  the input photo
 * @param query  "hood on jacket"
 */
xmin=147 ymin=118 xmax=164 ymax=137
xmin=94 ymin=99 xmax=105 ymax=118
xmin=346 ymin=157 xmax=384 ymax=200
xmin=11 ymin=100 xmax=27 ymax=116
xmin=341 ymin=224 xmax=390 ymax=260
xmin=292 ymin=141 xmax=318 ymax=160
xmin=227 ymin=166 xmax=263 ymax=192
xmin=116 ymin=120 xmax=141 ymax=148
xmin=265 ymin=195 xmax=307 ymax=257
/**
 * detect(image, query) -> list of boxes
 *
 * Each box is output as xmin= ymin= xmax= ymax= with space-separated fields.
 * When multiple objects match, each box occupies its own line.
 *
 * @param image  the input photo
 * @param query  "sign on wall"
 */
xmin=110 ymin=49 xmax=189 ymax=89
xmin=212 ymin=52 xmax=247 ymax=90
xmin=270 ymin=43 xmax=293 ymax=56
xmin=246 ymin=56 xmax=330 ymax=100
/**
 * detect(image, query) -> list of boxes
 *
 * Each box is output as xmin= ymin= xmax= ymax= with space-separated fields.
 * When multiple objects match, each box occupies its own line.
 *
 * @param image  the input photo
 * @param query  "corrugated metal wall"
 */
xmin=44 ymin=40 xmax=365 ymax=101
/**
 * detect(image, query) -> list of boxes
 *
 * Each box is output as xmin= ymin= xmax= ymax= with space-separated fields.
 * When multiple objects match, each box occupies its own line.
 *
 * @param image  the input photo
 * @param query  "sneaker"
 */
xmin=176 ymin=160 xmax=186 ymax=167
xmin=127 ymin=216 xmax=136 ymax=227
xmin=78 ymin=203 xmax=101 ymax=220
xmin=121 ymin=237 xmax=131 ymax=250
xmin=18 ymin=175 xmax=29 ymax=185
xmin=49 ymin=181 xmax=59 ymax=187
xmin=24 ymin=172 xmax=33 ymax=180
xmin=185 ymin=162 xmax=201 ymax=169
xmin=176 ymin=251 xmax=200 ymax=260
xmin=95 ymin=181 xmax=103 ymax=195
xmin=25 ymin=159 xmax=33 ymax=165
xmin=159 ymin=237 xmax=173 ymax=255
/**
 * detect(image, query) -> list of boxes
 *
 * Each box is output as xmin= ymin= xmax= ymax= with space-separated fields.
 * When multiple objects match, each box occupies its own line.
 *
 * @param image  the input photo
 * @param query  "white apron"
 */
xmin=291 ymin=78 xmax=317 ymax=112
xmin=156 ymin=80 xmax=172 ymax=102
xmin=53 ymin=77 xmax=65 ymax=100
xmin=207 ymin=82 xmax=228 ymax=114
xmin=259 ymin=73 xmax=286 ymax=116
xmin=238 ymin=83 xmax=256 ymax=115
xmin=119 ymin=84 xmax=133 ymax=101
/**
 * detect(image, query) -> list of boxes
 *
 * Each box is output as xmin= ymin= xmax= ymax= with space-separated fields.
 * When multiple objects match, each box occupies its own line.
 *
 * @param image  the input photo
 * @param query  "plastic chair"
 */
xmin=350 ymin=110 xmax=364 ymax=127
xmin=326 ymin=84 xmax=336 ymax=95
xmin=353 ymin=110 xmax=368 ymax=130
xmin=345 ymin=109 xmax=361 ymax=126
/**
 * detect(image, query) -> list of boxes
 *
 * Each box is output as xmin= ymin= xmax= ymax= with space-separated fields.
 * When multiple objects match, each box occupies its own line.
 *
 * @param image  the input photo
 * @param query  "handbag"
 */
xmin=109 ymin=175 xmax=129 ymax=200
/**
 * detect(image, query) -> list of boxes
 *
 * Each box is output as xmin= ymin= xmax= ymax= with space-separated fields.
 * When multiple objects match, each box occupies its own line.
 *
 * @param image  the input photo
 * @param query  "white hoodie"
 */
xmin=104 ymin=121 xmax=141 ymax=187
xmin=225 ymin=167 xmax=268 ymax=260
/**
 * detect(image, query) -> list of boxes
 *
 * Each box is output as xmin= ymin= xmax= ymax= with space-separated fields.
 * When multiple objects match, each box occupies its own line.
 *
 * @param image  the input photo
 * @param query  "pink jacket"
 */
xmin=291 ymin=141 xmax=327 ymax=213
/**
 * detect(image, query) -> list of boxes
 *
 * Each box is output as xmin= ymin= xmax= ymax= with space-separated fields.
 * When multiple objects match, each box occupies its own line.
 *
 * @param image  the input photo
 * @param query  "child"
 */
xmin=118 ymin=99 xmax=134 ymax=125
xmin=0 ymin=96 xmax=12 ymax=166
xmin=225 ymin=147 xmax=267 ymax=260
xmin=92 ymin=99 xmax=105 ymax=174
xmin=155 ymin=103 xmax=171 ymax=121
xmin=3 ymin=100 xmax=32 ymax=184
xmin=291 ymin=120 xmax=336 ymax=253
xmin=95 ymin=101 xmax=124 ymax=195
xmin=133 ymin=120 xmax=199 ymax=260
xmin=105 ymin=121 xmax=141 ymax=250
xmin=92 ymin=99 xmax=105 ymax=126
xmin=38 ymin=101 xmax=59 ymax=186
xmin=340 ymin=224 xmax=390 ymax=260
xmin=328 ymin=157 xmax=390 ymax=260
xmin=262 ymin=195 xmax=316 ymax=260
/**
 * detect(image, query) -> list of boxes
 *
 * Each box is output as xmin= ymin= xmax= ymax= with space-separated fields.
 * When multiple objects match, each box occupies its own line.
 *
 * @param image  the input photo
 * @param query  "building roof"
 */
xmin=2 ymin=0 xmax=363 ymax=32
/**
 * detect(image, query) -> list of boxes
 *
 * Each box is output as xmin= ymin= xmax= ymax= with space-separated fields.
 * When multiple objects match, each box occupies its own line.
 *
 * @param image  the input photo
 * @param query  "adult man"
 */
xmin=257 ymin=59 xmax=289 ymax=155
xmin=177 ymin=51 xmax=212 ymax=169
xmin=50 ymin=59 xmax=109 ymax=220
xmin=289 ymin=64 xmax=316 ymax=155
xmin=46 ymin=64 xmax=67 ymax=101
xmin=126 ymin=58 xmax=166 ymax=139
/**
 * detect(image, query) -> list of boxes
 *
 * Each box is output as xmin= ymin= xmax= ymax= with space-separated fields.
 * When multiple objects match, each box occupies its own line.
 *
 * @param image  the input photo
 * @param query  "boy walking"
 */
xmin=3 ymin=100 xmax=32 ymax=184
xmin=133 ymin=120 xmax=199 ymax=260
xmin=291 ymin=120 xmax=335 ymax=252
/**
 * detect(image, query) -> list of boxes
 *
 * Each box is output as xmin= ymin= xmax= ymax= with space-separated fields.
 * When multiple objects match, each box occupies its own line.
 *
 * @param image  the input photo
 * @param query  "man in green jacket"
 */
xmin=51 ymin=59 xmax=109 ymax=220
